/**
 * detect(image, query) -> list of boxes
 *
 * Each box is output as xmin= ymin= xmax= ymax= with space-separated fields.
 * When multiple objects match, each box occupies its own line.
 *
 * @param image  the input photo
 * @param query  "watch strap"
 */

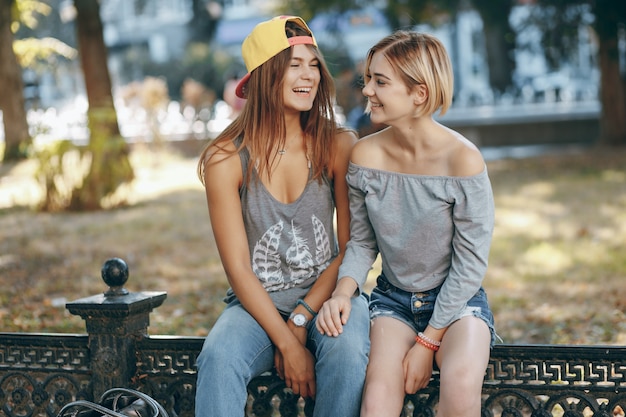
xmin=296 ymin=298 xmax=317 ymax=317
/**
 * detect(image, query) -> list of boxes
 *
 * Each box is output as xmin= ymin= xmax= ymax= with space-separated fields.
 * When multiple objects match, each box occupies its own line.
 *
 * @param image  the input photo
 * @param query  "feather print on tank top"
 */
xmin=252 ymin=221 xmax=284 ymax=288
xmin=252 ymin=215 xmax=332 ymax=291
xmin=312 ymin=215 xmax=332 ymax=265
xmin=286 ymin=219 xmax=315 ymax=284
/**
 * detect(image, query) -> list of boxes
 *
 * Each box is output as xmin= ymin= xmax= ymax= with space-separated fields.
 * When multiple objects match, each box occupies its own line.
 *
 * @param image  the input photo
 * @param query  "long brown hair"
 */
xmin=198 ymin=20 xmax=338 ymax=185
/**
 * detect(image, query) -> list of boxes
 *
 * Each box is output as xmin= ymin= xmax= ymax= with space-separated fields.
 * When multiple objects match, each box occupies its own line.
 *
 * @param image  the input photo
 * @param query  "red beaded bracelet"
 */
xmin=415 ymin=334 xmax=440 ymax=352
xmin=418 ymin=332 xmax=441 ymax=347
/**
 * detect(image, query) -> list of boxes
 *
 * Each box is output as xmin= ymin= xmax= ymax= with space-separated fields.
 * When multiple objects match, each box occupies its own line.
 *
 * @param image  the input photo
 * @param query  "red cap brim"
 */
xmin=235 ymin=73 xmax=251 ymax=99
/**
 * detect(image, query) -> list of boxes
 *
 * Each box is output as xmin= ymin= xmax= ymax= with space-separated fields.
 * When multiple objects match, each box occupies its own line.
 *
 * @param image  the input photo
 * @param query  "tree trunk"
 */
xmin=0 ymin=0 xmax=31 ymax=161
xmin=473 ymin=0 xmax=516 ymax=95
xmin=74 ymin=0 xmax=117 ymax=113
xmin=594 ymin=0 xmax=626 ymax=146
xmin=70 ymin=0 xmax=133 ymax=211
xmin=482 ymin=23 xmax=516 ymax=94
xmin=597 ymin=36 xmax=626 ymax=146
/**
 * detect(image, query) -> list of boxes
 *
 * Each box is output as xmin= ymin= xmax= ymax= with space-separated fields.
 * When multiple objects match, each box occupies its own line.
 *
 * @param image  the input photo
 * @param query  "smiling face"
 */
xmin=282 ymin=44 xmax=321 ymax=114
xmin=361 ymin=31 xmax=454 ymax=122
xmin=362 ymin=51 xmax=420 ymax=126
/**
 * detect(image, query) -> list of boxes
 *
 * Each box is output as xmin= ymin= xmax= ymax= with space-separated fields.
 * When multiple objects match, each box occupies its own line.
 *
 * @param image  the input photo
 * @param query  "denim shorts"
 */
xmin=370 ymin=274 xmax=498 ymax=348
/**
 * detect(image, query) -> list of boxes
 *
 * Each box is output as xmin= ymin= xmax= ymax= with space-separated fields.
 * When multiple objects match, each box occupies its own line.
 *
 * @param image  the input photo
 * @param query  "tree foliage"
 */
xmin=275 ymin=0 xmax=363 ymax=21
xmin=10 ymin=0 xmax=49 ymax=31
xmin=383 ymin=0 xmax=461 ymax=29
xmin=13 ymin=36 xmax=76 ymax=67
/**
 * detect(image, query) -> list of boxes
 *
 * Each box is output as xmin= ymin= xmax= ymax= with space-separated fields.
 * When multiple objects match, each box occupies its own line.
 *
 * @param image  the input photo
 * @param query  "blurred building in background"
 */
xmin=101 ymin=0 xmax=193 ymax=64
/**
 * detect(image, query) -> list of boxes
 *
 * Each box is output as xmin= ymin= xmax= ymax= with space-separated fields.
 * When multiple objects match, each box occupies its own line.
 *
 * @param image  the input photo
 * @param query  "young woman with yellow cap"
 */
xmin=195 ymin=16 xmax=369 ymax=417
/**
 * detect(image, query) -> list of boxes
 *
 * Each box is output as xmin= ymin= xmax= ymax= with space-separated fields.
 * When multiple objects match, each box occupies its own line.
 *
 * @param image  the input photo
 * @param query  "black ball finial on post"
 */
xmin=66 ymin=258 xmax=167 ymax=400
xmin=102 ymin=257 xmax=130 ymax=296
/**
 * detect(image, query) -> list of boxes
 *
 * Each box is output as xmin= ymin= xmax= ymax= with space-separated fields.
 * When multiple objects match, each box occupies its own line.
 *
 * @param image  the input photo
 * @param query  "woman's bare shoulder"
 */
xmin=201 ymin=137 xmax=242 ymax=185
xmin=448 ymin=131 xmax=485 ymax=177
xmin=335 ymin=128 xmax=358 ymax=153
xmin=204 ymin=138 xmax=239 ymax=164
xmin=351 ymin=127 xmax=389 ymax=166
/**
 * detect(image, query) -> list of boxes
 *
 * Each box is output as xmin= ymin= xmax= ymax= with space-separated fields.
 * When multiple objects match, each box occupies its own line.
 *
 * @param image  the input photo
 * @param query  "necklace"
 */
xmin=276 ymin=133 xmax=311 ymax=169
xmin=277 ymin=132 xmax=302 ymax=155
xmin=276 ymin=132 xmax=302 ymax=156
xmin=275 ymin=132 xmax=311 ymax=168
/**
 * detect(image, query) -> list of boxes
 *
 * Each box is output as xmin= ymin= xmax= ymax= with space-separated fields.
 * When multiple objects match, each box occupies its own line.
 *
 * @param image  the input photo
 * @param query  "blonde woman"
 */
xmin=316 ymin=31 xmax=497 ymax=417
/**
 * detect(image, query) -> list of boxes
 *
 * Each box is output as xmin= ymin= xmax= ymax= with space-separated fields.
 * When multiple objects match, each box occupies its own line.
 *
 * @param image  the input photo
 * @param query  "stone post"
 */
xmin=66 ymin=258 xmax=167 ymax=400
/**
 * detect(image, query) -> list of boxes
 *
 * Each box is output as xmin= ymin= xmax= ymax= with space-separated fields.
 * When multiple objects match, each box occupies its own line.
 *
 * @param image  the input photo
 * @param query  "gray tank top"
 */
xmin=223 ymin=139 xmax=338 ymax=314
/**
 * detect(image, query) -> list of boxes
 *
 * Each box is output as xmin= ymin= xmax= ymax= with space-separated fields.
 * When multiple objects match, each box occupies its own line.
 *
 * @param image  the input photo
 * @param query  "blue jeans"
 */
xmin=195 ymin=294 xmax=370 ymax=417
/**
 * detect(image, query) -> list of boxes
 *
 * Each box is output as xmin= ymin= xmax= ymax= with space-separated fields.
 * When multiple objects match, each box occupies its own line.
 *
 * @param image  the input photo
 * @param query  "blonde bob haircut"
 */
xmin=364 ymin=30 xmax=454 ymax=117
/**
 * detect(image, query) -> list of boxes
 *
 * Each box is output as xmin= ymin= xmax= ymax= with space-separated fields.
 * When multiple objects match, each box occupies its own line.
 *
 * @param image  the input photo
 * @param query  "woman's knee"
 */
xmin=439 ymin=368 xmax=483 ymax=413
xmin=361 ymin=380 xmax=404 ymax=417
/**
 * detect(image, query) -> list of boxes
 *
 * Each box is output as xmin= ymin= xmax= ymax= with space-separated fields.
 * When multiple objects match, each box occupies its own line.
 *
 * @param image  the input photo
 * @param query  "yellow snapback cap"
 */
xmin=235 ymin=16 xmax=317 ymax=98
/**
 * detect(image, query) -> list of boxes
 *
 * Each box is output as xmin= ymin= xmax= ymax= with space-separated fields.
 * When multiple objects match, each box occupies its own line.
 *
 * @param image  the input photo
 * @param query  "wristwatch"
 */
xmin=289 ymin=312 xmax=308 ymax=327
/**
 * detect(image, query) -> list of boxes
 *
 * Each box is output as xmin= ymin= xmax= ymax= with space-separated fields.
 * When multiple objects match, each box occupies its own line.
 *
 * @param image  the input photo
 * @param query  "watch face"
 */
xmin=292 ymin=313 xmax=307 ymax=327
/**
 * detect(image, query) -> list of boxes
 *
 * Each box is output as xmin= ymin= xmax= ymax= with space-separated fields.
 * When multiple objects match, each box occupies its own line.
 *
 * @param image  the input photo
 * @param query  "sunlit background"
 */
xmin=2 ymin=0 xmax=610 ymax=148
